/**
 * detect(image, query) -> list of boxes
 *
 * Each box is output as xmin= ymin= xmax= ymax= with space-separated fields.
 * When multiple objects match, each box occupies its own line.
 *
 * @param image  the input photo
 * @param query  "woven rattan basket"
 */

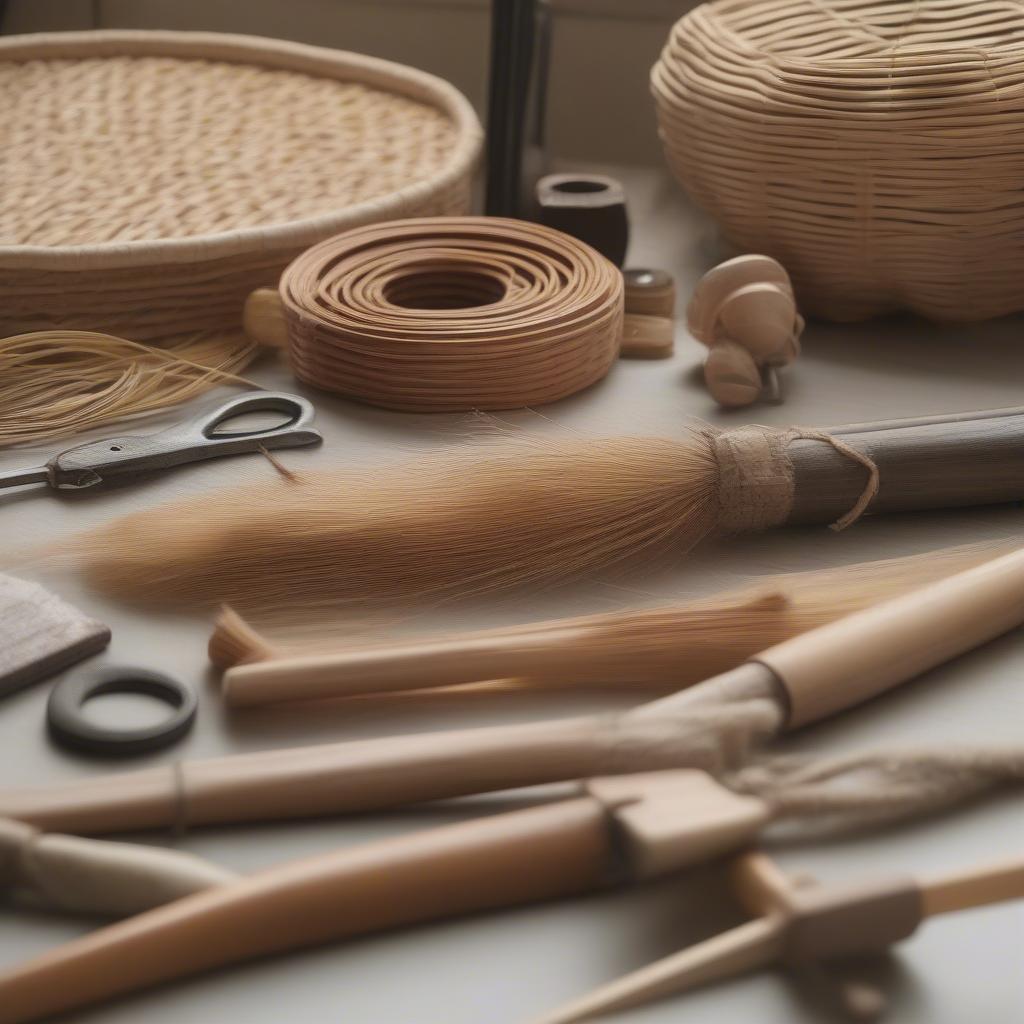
xmin=0 ymin=30 xmax=482 ymax=340
xmin=652 ymin=0 xmax=1024 ymax=322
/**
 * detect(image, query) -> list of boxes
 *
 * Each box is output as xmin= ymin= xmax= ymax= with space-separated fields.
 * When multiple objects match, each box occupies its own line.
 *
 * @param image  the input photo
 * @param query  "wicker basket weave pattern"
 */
xmin=652 ymin=0 xmax=1024 ymax=322
xmin=0 ymin=31 xmax=481 ymax=340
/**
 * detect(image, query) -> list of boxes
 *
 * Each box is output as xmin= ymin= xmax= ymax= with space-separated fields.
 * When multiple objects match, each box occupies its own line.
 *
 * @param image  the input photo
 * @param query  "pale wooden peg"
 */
xmin=532 ymin=917 xmax=786 ymax=1024
xmin=242 ymin=287 xmax=289 ymax=350
xmin=919 ymin=855 xmax=1024 ymax=917
xmin=716 ymin=282 xmax=800 ymax=364
xmin=689 ymin=255 xmax=803 ymax=407
xmin=619 ymin=313 xmax=674 ymax=359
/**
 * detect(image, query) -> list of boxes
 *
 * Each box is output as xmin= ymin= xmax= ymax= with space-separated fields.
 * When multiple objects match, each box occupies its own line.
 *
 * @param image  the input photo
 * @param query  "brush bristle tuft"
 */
xmin=208 ymin=607 xmax=280 ymax=669
xmin=61 ymin=432 xmax=722 ymax=612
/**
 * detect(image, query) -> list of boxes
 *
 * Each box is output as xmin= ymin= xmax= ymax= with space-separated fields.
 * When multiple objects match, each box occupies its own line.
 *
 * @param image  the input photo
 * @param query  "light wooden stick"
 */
xmin=920 ymin=856 xmax=1024 ymax=917
xmin=532 ymin=917 xmax=785 ymax=1024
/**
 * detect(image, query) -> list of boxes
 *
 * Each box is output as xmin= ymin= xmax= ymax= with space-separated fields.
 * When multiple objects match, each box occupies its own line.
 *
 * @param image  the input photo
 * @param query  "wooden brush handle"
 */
xmin=222 ymin=626 xmax=587 ymax=707
xmin=756 ymin=545 xmax=1024 ymax=727
xmin=0 ymin=798 xmax=612 ymax=1024
xmin=786 ymin=412 xmax=1024 ymax=523
xmin=0 ymin=716 xmax=617 ymax=834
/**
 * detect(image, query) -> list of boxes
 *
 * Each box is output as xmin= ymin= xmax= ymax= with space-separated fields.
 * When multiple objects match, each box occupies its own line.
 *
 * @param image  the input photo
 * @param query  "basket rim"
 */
xmin=0 ymin=29 xmax=483 ymax=270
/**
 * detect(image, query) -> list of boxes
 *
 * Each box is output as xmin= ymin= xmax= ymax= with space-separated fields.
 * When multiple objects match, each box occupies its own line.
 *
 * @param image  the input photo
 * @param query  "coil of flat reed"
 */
xmin=652 ymin=0 xmax=1024 ymax=322
xmin=271 ymin=217 xmax=624 ymax=411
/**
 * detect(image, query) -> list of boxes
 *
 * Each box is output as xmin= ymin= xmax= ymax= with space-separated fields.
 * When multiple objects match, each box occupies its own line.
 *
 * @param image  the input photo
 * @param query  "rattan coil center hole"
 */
xmin=383 ymin=266 xmax=509 ymax=310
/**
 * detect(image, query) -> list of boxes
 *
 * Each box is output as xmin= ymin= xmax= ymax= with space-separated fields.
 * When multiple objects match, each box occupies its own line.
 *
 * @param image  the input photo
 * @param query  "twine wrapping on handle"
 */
xmin=254 ymin=216 xmax=625 ymax=411
xmin=713 ymin=426 xmax=881 ymax=534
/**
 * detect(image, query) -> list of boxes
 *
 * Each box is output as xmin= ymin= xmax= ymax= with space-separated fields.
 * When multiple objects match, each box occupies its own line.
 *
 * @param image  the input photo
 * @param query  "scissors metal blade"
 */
xmin=49 ymin=392 xmax=321 ymax=488
xmin=0 ymin=465 xmax=50 ymax=491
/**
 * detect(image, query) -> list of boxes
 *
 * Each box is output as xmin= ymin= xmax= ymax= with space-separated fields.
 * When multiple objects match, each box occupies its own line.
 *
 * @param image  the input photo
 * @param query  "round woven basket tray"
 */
xmin=652 ymin=0 xmax=1024 ymax=322
xmin=0 ymin=30 xmax=482 ymax=341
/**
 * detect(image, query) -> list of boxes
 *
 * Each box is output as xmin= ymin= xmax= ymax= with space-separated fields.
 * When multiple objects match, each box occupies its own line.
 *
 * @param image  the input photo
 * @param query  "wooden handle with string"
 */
xmin=785 ymin=412 xmax=1024 ymax=524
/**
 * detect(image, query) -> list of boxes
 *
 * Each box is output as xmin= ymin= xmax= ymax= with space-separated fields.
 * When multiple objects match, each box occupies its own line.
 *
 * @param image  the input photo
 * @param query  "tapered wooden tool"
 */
xmin=0 ymin=772 xmax=769 ymax=1024
xmin=216 ymin=538 xmax=1008 ymax=706
xmin=535 ymin=850 xmax=1024 ymax=1023
xmin=222 ymin=624 xmax=591 ymax=706
xmin=5 ymin=545 xmax=1024 ymax=834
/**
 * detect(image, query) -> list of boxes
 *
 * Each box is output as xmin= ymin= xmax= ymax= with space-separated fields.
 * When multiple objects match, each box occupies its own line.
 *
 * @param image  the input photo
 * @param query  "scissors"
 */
xmin=0 ymin=392 xmax=322 ymax=491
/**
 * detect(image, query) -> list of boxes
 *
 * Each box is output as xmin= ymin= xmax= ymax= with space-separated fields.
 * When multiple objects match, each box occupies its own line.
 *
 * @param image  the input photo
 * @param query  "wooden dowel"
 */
xmin=532 ymin=915 xmax=785 ymax=1024
xmin=222 ymin=626 xmax=587 ymax=707
xmin=0 ymin=715 xmax=617 ymax=835
xmin=757 ymin=545 xmax=1024 ymax=728
xmin=920 ymin=856 xmax=1024 ymax=917
xmin=827 ymin=406 xmax=1024 ymax=435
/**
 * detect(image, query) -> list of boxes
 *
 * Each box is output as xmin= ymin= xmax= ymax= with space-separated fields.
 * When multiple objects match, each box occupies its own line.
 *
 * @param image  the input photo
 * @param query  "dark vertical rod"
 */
xmin=485 ymin=0 xmax=538 ymax=216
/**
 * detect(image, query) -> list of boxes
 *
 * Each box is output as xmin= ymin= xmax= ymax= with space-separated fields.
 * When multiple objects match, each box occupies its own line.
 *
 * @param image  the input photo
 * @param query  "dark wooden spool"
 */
xmin=535 ymin=173 xmax=629 ymax=266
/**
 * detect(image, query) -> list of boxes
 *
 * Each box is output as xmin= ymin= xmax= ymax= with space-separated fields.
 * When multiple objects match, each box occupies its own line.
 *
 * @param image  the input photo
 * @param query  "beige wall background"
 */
xmin=2 ymin=0 xmax=694 ymax=165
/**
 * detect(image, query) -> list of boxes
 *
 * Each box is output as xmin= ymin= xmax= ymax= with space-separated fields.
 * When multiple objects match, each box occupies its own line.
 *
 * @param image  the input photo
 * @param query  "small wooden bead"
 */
xmin=243 ymin=288 xmax=290 ymax=350
xmin=704 ymin=340 xmax=762 ymax=407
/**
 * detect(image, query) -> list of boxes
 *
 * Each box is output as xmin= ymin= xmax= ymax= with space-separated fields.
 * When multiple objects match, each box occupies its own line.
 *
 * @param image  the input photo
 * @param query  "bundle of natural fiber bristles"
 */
xmin=0 ymin=332 xmax=256 ymax=447
xmin=652 ymin=0 xmax=1024 ymax=321
xmin=245 ymin=217 xmax=624 ymax=411
xmin=60 ymin=433 xmax=711 ymax=609
xmin=209 ymin=540 xmax=1014 ymax=706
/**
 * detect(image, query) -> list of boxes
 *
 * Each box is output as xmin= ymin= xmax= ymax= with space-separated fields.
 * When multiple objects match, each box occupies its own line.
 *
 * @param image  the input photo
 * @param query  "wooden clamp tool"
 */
xmin=0 ymin=763 xmax=1019 ymax=1023
xmin=0 ymin=770 xmax=768 ymax=1023
xmin=537 ymin=850 xmax=1024 ymax=1023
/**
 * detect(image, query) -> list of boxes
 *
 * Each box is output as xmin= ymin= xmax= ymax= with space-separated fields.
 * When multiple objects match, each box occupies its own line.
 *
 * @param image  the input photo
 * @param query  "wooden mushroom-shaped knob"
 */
xmin=686 ymin=254 xmax=793 ymax=346
xmin=688 ymin=255 xmax=803 ymax=407
xmin=716 ymin=282 xmax=800 ymax=366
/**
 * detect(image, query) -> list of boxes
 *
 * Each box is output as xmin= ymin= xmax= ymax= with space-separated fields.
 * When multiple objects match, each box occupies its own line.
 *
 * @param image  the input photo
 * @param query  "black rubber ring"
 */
xmin=47 ymin=666 xmax=197 ymax=757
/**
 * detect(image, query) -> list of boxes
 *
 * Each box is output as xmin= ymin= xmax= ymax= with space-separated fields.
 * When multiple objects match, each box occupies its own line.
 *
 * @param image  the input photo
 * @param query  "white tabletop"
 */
xmin=0 ymin=164 xmax=1022 ymax=1023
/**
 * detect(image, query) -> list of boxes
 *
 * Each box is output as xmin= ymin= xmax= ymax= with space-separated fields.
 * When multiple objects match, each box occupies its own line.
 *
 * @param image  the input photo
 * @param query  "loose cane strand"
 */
xmin=0 ymin=331 xmax=258 ymax=447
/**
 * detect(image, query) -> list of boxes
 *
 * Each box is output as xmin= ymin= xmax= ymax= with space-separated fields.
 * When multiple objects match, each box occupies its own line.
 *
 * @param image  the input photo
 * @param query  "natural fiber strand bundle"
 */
xmin=652 ymin=0 xmax=1024 ymax=321
xmin=210 ymin=540 xmax=1016 ymax=708
xmin=0 ymin=331 xmax=258 ymax=447
xmin=56 ymin=432 xmax=717 ymax=610
xmin=244 ymin=216 xmax=624 ymax=411
xmin=47 ymin=408 xmax=1024 ymax=611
